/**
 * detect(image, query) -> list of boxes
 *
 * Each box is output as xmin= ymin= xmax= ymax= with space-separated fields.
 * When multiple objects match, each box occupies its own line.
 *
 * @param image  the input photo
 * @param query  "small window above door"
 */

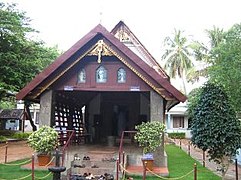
xmin=117 ymin=68 xmax=126 ymax=83
xmin=77 ymin=68 xmax=86 ymax=83
xmin=96 ymin=66 xmax=107 ymax=83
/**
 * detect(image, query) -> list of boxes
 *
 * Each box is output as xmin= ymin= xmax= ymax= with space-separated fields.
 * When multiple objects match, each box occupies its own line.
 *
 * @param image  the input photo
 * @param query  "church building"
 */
xmin=16 ymin=21 xmax=186 ymax=170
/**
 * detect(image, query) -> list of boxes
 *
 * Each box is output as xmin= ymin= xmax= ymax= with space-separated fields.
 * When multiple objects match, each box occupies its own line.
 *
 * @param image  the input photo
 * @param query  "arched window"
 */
xmin=77 ymin=68 xmax=86 ymax=83
xmin=117 ymin=68 xmax=126 ymax=83
xmin=96 ymin=66 xmax=107 ymax=83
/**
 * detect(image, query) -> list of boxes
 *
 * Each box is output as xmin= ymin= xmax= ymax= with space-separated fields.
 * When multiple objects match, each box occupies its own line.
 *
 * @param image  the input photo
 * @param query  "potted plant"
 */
xmin=134 ymin=121 xmax=165 ymax=170
xmin=27 ymin=125 xmax=58 ymax=166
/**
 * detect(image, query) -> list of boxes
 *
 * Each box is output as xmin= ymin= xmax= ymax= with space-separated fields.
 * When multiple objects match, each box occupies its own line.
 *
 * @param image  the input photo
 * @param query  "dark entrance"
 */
xmin=53 ymin=91 xmax=150 ymax=144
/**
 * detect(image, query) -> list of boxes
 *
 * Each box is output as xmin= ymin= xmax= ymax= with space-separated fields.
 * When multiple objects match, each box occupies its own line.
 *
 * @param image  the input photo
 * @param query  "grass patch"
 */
xmin=0 ymin=159 xmax=52 ymax=180
xmin=166 ymin=144 xmax=220 ymax=179
xmin=125 ymin=144 xmax=221 ymax=180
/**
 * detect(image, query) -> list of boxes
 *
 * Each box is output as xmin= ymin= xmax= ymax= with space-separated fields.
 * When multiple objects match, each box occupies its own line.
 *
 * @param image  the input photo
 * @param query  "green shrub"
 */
xmin=168 ymin=132 xmax=185 ymax=139
xmin=12 ymin=132 xmax=32 ymax=140
xmin=28 ymin=126 xmax=58 ymax=155
xmin=0 ymin=130 xmax=15 ymax=137
xmin=134 ymin=121 xmax=165 ymax=154
xmin=0 ymin=135 xmax=7 ymax=142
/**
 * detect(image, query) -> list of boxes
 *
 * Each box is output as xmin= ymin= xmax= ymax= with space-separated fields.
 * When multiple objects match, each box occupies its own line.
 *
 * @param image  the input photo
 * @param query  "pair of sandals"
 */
xmin=83 ymin=156 xmax=90 ymax=160
xmin=91 ymin=164 xmax=99 ymax=168
xmin=102 ymin=158 xmax=116 ymax=162
xmin=73 ymin=164 xmax=85 ymax=168
xmin=83 ymin=173 xmax=95 ymax=179
xmin=99 ymin=173 xmax=114 ymax=180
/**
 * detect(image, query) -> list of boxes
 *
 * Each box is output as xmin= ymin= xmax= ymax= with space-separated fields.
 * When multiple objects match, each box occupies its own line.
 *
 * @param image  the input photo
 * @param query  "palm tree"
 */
xmin=206 ymin=26 xmax=224 ymax=49
xmin=186 ymin=26 xmax=224 ymax=82
xmin=162 ymin=29 xmax=193 ymax=95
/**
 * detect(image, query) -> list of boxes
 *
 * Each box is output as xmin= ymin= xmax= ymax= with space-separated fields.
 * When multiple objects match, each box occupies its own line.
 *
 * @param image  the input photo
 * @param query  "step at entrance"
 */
xmin=68 ymin=151 xmax=117 ymax=179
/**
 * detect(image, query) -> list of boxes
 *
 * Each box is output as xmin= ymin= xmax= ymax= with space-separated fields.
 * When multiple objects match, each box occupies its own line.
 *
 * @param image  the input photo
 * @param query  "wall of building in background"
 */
xmin=165 ymin=102 xmax=191 ymax=139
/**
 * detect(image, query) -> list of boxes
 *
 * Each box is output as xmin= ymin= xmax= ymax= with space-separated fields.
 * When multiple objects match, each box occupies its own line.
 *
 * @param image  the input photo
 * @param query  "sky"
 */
xmin=3 ymin=0 xmax=241 ymax=62
xmin=2 ymin=0 xmax=241 ymax=93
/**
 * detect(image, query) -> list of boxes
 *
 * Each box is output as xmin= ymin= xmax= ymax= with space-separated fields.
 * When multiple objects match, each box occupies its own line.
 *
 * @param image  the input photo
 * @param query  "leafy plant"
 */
xmin=168 ymin=132 xmax=185 ymax=139
xmin=0 ymin=135 xmax=7 ymax=142
xmin=209 ymin=23 xmax=241 ymax=113
xmin=191 ymin=82 xmax=241 ymax=178
xmin=0 ymin=2 xmax=59 ymax=93
xmin=0 ymin=130 xmax=15 ymax=137
xmin=134 ymin=121 xmax=165 ymax=154
xmin=11 ymin=132 xmax=31 ymax=140
xmin=27 ymin=126 xmax=58 ymax=155
xmin=161 ymin=29 xmax=193 ymax=95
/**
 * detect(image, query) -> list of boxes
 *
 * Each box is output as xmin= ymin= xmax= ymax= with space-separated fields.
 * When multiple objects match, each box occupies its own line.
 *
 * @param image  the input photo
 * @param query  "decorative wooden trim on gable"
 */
xmin=87 ymin=40 xmax=114 ymax=63
xmin=114 ymin=26 xmax=131 ymax=43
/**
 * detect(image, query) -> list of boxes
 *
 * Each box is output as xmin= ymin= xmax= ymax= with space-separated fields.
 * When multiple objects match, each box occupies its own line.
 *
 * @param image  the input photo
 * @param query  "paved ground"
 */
xmin=172 ymin=139 xmax=241 ymax=180
xmin=0 ymin=140 xmax=240 ymax=179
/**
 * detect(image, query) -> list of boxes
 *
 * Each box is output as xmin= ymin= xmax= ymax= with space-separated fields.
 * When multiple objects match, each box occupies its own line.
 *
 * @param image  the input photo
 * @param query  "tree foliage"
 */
xmin=187 ymin=24 xmax=241 ymax=114
xmin=0 ymin=2 xmax=59 ymax=93
xmin=191 ymin=82 xmax=241 ymax=177
xmin=209 ymin=23 xmax=241 ymax=112
xmin=187 ymin=87 xmax=202 ymax=121
xmin=186 ymin=26 xmax=224 ymax=83
xmin=161 ymin=29 xmax=193 ymax=95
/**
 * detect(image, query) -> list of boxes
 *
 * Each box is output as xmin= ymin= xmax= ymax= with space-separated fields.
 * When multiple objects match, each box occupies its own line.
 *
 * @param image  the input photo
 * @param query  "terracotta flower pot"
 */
xmin=37 ymin=154 xmax=51 ymax=166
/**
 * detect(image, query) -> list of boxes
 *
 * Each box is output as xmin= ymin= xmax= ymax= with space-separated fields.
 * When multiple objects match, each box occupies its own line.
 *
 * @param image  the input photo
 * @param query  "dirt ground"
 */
xmin=0 ymin=140 xmax=34 ymax=164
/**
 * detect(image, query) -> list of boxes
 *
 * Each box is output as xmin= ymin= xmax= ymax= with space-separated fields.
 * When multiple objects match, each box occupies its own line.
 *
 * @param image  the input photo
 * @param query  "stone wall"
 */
xmin=150 ymin=91 xmax=164 ymax=122
xmin=150 ymin=91 xmax=166 ymax=167
xmin=39 ymin=90 xmax=53 ymax=127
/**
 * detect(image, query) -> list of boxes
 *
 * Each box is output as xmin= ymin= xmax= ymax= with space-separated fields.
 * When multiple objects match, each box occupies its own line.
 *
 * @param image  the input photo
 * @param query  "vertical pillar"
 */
xmin=32 ymin=154 xmax=35 ymax=180
xmin=235 ymin=159 xmax=238 ymax=180
xmin=39 ymin=90 xmax=53 ymax=127
xmin=150 ymin=91 xmax=163 ymax=122
xmin=150 ymin=91 xmax=166 ymax=167
xmin=194 ymin=163 xmax=197 ymax=180
xmin=167 ymin=113 xmax=171 ymax=129
xmin=4 ymin=141 xmax=8 ymax=163
xmin=143 ymin=161 xmax=147 ymax=180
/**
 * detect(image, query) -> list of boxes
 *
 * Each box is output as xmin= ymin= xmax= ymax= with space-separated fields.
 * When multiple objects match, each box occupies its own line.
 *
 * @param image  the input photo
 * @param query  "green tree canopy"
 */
xmin=209 ymin=23 xmax=241 ymax=112
xmin=161 ymin=29 xmax=194 ymax=95
xmin=187 ymin=87 xmax=202 ymax=122
xmin=187 ymin=24 xmax=241 ymax=114
xmin=186 ymin=26 xmax=224 ymax=83
xmin=0 ymin=2 xmax=59 ymax=94
xmin=191 ymin=82 xmax=241 ymax=178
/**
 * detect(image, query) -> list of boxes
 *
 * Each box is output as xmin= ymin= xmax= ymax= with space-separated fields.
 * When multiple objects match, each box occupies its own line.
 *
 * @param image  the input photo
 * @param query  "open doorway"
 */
xmin=53 ymin=91 xmax=150 ymax=144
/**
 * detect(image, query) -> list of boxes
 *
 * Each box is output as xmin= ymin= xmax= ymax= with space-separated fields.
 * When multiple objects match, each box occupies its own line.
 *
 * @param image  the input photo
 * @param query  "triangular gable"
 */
xmin=111 ymin=21 xmax=169 ymax=79
xmin=16 ymin=25 xmax=103 ymax=101
xmin=16 ymin=22 xmax=186 ymax=108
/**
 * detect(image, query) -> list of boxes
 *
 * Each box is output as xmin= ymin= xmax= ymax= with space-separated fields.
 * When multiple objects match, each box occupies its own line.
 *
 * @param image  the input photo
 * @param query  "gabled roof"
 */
xmin=111 ymin=21 xmax=169 ymax=79
xmin=0 ymin=109 xmax=24 ymax=120
xmin=16 ymin=21 xmax=186 ymax=109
